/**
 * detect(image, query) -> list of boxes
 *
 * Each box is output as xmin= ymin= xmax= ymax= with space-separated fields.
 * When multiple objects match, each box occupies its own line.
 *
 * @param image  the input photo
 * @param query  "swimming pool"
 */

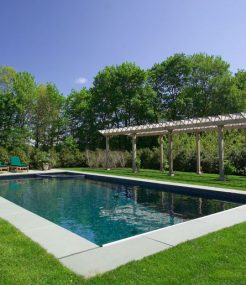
xmin=0 ymin=173 xmax=242 ymax=245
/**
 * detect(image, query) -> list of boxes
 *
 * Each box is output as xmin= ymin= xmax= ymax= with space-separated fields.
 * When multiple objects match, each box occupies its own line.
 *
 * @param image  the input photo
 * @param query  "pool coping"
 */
xmin=0 ymin=169 xmax=245 ymax=277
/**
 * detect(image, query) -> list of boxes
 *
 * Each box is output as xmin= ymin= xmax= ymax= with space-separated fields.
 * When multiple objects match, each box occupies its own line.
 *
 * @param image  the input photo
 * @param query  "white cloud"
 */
xmin=74 ymin=77 xmax=87 ymax=84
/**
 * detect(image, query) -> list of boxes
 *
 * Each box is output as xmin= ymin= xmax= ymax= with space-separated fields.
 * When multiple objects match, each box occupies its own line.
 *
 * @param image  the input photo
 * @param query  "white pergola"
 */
xmin=99 ymin=112 xmax=246 ymax=180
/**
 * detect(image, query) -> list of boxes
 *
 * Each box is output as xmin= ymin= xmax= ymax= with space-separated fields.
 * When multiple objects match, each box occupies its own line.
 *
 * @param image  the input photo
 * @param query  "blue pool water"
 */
xmin=0 ymin=176 xmax=241 ymax=245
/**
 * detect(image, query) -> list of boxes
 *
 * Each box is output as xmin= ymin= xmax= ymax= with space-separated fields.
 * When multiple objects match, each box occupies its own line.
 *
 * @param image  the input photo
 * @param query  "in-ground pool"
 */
xmin=0 ymin=174 xmax=242 ymax=245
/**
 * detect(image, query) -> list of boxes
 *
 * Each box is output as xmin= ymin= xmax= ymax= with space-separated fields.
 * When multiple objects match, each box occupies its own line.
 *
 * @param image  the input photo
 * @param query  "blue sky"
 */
xmin=1 ymin=0 xmax=246 ymax=95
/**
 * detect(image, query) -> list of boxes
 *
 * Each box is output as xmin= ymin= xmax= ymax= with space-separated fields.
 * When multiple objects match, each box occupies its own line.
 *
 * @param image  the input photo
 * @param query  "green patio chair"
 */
xmin=10 ymin=156 xmax=29 ymax=172
xmin=0 ymin=160 xmax=9 ymax=172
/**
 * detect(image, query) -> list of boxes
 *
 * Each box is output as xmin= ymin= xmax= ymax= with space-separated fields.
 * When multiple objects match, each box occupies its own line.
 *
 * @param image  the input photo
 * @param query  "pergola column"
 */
xmin=132 ymin=134 xmax=137 ymax=172
xmin=196 ymin=132 xmax=202 ymax=174
xmin=105 ymin=135 xmax=110 ymax=170
xmin=168 ymin=130 xmax=174 ymax=176
xmin=218 ymin=125 xmax=225 ymax=180
xmin=159 ymin=135 xmax=164 ymax=172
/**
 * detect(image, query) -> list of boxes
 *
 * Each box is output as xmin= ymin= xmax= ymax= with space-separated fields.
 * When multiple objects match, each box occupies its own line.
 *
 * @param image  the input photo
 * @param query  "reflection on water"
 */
xmin=0 ymin=178 xmax=241 ymax=245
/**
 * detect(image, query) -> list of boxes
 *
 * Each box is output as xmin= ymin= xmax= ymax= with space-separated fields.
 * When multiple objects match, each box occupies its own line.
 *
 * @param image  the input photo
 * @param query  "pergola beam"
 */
xmin=99 ymin=112 xmax=246 ymax=136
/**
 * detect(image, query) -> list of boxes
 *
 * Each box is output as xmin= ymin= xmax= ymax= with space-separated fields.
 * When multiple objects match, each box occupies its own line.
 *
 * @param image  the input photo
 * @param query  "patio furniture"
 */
xmin=0 ymin=161 xmax=9 ymax=173
xmin=10 ymin=156 xmax=29 ymax=172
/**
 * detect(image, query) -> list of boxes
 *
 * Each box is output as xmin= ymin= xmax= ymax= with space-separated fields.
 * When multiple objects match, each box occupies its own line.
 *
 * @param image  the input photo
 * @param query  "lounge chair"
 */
xmin=10 ymin=156 xmax=29 ymax=172
xmin=0 ymin=161 xmax=9 ymax=173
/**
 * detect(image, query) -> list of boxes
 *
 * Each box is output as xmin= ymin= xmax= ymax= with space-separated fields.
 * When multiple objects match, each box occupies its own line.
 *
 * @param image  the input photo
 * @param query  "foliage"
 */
xmin=149 ymin=53 xmax=244 ymax=119
xmin=87 ymin=62 xmax=158 ymax=149
xmin=0 ymin=53 xmax=246 ymax=172
xmin=31 ymin=149 xmax=51 ymax=169
xmin=224 ymin=160 xmax=236 ymax=176
xmin=10 ymin=148 xmax=29 ymax=164
xmin=85 ymin=149 xmax=130 ymax=169
xmin=0 ymin=147 xmax=9 ymax=164
xmin=33 ymin=84 xmax=65 ymax=149
xmin=135 ymin=156 xmax=141 ymax=171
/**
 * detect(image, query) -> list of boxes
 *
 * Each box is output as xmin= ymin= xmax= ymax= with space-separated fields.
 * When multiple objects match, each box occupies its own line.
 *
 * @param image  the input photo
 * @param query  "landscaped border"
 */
xmin=0 ymin=169 xmax=245 ymax=277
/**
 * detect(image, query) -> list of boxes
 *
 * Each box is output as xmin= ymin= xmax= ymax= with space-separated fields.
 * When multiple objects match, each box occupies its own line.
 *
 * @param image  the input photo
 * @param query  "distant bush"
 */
xmin=59 ymin=148 xmax=86 ymax=167
xmin=0 ymin=129 xmax=244 ymax=175
xmin=228 ymin=149 xmax=246 ymax=175
xmin=0 ymin=147 xmax=9 ymax=164
xmin=224 ymin=160 xmax=236 ymax=175
xmin=85 ymin=149 xmax=130 ymax=168
xmin=139 ymin=148 xmax=158 ymax=169
xmin=10 ymin=148 xmax=29 ymax=164
xmin=30 ymin=149 xmax=60 ymax=169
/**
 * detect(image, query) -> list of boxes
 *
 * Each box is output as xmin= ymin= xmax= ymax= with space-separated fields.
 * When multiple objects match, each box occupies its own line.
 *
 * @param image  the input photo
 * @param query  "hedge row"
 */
xmin=0 ymin=146 xmax=245 ymax=175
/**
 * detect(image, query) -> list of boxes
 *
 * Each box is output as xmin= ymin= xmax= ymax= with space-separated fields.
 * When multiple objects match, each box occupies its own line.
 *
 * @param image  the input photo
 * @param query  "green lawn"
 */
xmin=0 ymin=218 xmax=245 ymax=285
xmin=65 ymin=168 xmax=246 ymax=191
xmin=1 ymin=168 xmax=245 ymax=284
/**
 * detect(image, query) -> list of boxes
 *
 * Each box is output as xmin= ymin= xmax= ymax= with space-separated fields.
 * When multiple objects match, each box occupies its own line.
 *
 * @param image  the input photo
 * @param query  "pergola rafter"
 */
xmin=99 ymin=112 xmax=246 ymax=136
xmin=99 ymin=112 xmax=246 ymax=180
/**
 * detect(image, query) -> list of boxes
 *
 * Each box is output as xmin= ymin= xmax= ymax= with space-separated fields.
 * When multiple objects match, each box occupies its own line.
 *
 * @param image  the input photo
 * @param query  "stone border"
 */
xmin=0 ymin=170 xmax=245 ymax=277
xmin=66 ymin=170 xmax=246 ymax=203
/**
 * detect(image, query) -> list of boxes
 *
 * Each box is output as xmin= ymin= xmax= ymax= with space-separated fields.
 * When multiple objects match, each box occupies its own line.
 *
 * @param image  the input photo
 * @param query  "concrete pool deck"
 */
xmin=0 ymin=169 xmax=245 ymax=277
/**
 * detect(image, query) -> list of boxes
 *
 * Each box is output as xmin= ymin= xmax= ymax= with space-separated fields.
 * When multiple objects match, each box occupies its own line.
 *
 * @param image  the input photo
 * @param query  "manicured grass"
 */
xmin=0 ymin=218 xmax=245 ymax=285
xmin=65 ymin=168 xmax=246 ymax=191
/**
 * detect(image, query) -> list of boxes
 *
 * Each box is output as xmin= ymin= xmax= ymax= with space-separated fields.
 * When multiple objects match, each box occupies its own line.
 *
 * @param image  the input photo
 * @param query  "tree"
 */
xmin=65 ymin=88 xmax=92 ymax=149
xmin=0 ymin=66 xmax=17 ymax=148
xmin=148 ymin=53 xmax=191 ymax=119
xmin=149 ymin=53 xmax=237 ymax=119
xmin=230 ymin=70 xmax=246 ymax=112
xmin=13 ymin=72 xmax=37 ymax=128
xmin=0 ymin=66 xmax=16 ymax=92
xmin=33 ymin=83 xmax=65 ymax=149
xmin=91 ymin=62 xmax=157 ymax=127
xmin=89 ymin=62 xmax=158 ymax=149
xmin=179 ymin=54 xmax=233 ymax=117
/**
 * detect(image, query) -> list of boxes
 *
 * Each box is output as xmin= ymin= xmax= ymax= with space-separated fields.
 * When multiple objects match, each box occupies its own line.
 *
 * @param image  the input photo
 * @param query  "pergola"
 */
xmin=99 ymin=112 xmax=246 ymax=180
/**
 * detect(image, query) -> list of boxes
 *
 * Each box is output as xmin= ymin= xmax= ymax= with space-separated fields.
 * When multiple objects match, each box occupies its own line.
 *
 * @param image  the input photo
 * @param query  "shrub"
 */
xmin=85 ymin=149 xmax=130 ymax=168
xmin=59 ymin=148 xmax=86 ymax=167
xmin=224 ymin=160 xmax=236 ymax=175
xmin=135 ymin=157 xmax=141 ymax=171
xmin=0 ymin=147 xmax=9 ymax=164
xmin=138 ymin=148 xmax=161 ymax=169
xmin=30 ymin=149 xmax=50 ymax=169
xmin=10 ymin=148 xmax=29 ymax=164
xmin=228 ymin=149 xmax=246 ymax=175
xmin=48 ymin=149 xmax=60 ymax=168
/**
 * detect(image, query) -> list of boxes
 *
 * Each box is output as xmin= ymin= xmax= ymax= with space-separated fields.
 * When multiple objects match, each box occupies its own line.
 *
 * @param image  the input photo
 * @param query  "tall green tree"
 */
xmin=0 ymin=66 xmax=16 ymax=92
xmin=149 ymin=53 xmax=239 ymax=119
xmin=178 ymin=54 xmax=233 ymax=117
xmin=33 ymin=84 xmax=65 ymax=149
xmin=13 ymin=72 xmax=37 ymax=128
xmin=91 ymin=62 xmax=157 ymax=128
xmin=65 ymin=87 xmax=92 ymax=148
xmin=230 ymin=70 xmax=246 ymax=112
xmin=148 ymin=53 xmax=191 ymax=119
xmin=0 ymin=66 xmax=16 ymax=147
xmin=89 ymin=62 xmax=158 ymax=149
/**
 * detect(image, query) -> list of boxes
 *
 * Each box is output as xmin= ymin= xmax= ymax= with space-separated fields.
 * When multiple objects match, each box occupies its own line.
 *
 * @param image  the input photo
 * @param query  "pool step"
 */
xmin=35 ymin=173 xmax=85 ymax=179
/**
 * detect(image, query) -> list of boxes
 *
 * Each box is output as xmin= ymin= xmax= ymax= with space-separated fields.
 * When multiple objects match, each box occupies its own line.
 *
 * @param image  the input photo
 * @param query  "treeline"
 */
xmin=0 ymin=53 xmax=246 ymax=172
